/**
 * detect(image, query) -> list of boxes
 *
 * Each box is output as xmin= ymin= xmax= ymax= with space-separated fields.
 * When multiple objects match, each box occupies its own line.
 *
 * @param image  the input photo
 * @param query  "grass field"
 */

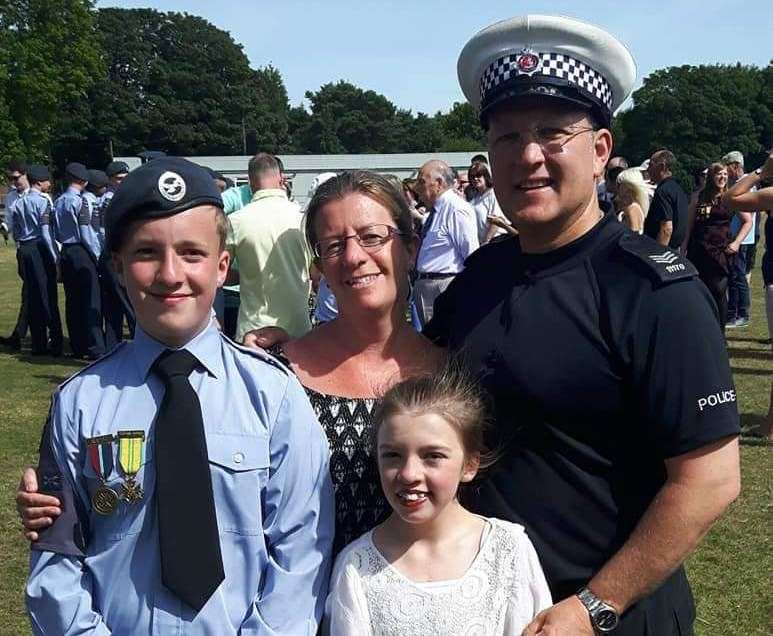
xmin=0 ymin=241 xmax=769 ymax=635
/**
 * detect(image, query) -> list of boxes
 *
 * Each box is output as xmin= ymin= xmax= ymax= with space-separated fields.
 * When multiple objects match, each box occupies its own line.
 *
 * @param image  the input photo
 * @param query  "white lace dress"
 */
xmin=325 ymin=517 xmax=552 ymax=635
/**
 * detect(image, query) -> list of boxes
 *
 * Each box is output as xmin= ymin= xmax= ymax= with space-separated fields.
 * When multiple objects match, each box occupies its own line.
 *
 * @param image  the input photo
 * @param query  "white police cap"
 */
xmin=457 ymin=15 xmax=636 ymax=127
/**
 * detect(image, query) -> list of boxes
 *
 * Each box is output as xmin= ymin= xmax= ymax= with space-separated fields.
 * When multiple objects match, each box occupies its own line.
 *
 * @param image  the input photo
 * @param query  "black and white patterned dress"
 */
xmin=272 ymin=348 xmax=390 ymax=555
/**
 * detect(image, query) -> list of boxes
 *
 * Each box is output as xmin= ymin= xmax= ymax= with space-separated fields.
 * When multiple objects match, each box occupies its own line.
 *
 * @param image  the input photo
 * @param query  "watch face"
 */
xmin=595 ymin=609 xmax=619 ymax=631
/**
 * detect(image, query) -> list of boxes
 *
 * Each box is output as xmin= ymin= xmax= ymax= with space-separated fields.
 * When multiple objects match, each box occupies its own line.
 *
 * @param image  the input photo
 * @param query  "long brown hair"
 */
xmin=697 ymin=162 xmax=728 ymax=206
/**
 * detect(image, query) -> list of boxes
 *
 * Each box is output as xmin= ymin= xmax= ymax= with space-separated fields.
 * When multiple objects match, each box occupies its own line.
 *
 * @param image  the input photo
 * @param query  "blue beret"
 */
xmin=104 ymin=157 xmax=223 ymax=252
xmin=66 ymin=162 xmax=89 ymax=182
xmin=27 ymin=164 xmax=51 ymax=183
xmin=87 ymin=169 xmax=109 ymax=188
xmin=105 ymin=161 xmax=130 ymax=177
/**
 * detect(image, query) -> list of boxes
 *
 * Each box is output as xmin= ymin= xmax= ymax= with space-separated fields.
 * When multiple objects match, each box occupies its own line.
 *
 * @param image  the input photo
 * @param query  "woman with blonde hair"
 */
xmin=615 ymin=168 xmax=649 ymax=233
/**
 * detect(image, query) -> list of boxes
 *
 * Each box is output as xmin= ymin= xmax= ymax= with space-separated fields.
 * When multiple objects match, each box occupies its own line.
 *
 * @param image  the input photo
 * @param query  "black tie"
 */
xmin=153 ymin=349 xmax=224 ymax=611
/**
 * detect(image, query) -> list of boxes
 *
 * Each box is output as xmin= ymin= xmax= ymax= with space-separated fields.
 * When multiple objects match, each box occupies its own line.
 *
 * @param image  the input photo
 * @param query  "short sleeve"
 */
xmin=631 ymin=279 xmax=740 ymax=457
xmin=649 ymin=185 xmax=675 ymax=223
xmin=324 ymin=555 xmax=371 ymax=636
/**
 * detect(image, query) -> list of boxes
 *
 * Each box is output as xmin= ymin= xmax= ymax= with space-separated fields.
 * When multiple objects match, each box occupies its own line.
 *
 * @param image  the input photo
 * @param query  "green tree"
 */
xmin=436 ymin=101 xmax=485 ymax=151
xmin=615 ymin=63 xmax=771 ymax=188
xmin=51 ymin=8 xmax=293 ymax=165
xmin=0 ymin=0 xmax=102 ymax=164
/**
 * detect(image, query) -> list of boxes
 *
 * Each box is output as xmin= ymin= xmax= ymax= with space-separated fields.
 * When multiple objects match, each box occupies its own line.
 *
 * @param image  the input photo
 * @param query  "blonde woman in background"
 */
xmin=615 ymin=168 xmax=649 ymax=233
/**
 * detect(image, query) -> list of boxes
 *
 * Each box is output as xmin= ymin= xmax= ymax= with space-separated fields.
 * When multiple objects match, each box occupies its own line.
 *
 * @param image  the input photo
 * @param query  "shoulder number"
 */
xmin=617 ymin=233 xmax=697 ymax=285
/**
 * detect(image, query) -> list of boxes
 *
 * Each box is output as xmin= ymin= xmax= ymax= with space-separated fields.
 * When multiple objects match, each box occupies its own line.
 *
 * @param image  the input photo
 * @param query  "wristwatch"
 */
xmin=576 ymin=587 xmax=620 ymax=633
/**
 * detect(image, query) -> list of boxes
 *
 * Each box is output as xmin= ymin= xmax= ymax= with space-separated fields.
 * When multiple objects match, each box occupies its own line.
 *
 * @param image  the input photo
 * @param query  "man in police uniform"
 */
xmin=427 ymin=15 xmax=741 ymax=634
xmin=52 ymin=162 xmax=105 ymax=359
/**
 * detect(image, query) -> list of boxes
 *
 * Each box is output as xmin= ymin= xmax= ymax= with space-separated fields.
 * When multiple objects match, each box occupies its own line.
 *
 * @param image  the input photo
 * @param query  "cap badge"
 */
xmin=516 ymin=48 xmax=541 ymax=75
xmin=158 ymin=171 xmax=187 ymax=202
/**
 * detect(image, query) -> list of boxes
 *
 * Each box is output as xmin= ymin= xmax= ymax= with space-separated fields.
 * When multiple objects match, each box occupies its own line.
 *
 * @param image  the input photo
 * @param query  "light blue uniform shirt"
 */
xmin=10 ymin=189 xmax=59 ymax=262
xmin=83 ymin=191 xmax=104 ymax=254
xmin=53 ymin=187 xmax=102 ymax=260
xmin=27 ymin=319 xmax=335 ymax=635
xmin=5 ymin=186 xmax=28 ymax=240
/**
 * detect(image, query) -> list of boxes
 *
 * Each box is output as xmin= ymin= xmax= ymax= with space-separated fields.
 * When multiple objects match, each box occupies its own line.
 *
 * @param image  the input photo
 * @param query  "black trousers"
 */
xmin=12 ymin=248 xmax=29 ymax=340
xmin=60 ymin=244 xmax=104 ymax=357
xmin=98 ymin=252 xmax=135 ymax=349
xmin=692 ymin=253 xmax=729 ymax=331
xmin=17 ymin=241 xmax=62 ymax=354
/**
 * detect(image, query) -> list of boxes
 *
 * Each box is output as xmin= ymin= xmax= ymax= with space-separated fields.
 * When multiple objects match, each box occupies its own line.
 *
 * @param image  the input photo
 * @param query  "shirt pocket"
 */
xmin=206 ymin=433 xmax=269 ymax=536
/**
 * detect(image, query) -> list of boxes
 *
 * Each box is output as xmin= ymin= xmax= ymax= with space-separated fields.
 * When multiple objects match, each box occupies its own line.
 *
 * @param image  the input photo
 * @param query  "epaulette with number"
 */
xmin=616 ymin=233 xmax=697 ymax=286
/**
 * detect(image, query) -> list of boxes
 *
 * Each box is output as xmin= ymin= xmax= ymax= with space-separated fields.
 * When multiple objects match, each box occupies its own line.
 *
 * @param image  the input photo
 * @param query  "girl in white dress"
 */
xmin=325 ymin=363 xmax=552 ymax=635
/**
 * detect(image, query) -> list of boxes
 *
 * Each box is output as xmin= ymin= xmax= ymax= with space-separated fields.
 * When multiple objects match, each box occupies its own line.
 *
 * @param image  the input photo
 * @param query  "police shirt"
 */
xmin=424 ymin=212 xmax=740 ymax=602
xmin=27 ymin=318 xmax=335 ymax=635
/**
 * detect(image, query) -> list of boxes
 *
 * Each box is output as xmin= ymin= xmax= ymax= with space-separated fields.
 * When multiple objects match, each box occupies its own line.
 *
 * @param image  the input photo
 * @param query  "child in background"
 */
xmin=325 ymin=362 xmax=551 ymax=635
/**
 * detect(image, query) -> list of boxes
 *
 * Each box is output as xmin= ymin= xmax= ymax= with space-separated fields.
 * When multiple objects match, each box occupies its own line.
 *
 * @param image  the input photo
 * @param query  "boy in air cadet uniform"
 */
xmin=9 ymin=164 xmax=63 ymax=356
xmin=84 ymin=169 xmax=109 ymax=255
xmin=26 ymin=157 xmax=334 ymax=635
xmin=426 ymin=15 xmax=741 ymax=634
xmin=100 ymin=160 xmax=136 ymax=346
xmin=52 ymin=162 xmax=105 ymax=360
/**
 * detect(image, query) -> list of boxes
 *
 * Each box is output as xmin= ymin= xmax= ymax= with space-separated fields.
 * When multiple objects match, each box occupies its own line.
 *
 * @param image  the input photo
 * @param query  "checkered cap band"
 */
xmin=480 ymin=52 xmax=613 ymax=111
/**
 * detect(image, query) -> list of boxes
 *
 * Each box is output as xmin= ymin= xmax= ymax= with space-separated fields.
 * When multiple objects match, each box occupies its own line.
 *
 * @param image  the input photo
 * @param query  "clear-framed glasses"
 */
xmin=494 ymin=126 xmax=597 ymax=155
xmin=314 ymin=224 xmax=404 ymax=260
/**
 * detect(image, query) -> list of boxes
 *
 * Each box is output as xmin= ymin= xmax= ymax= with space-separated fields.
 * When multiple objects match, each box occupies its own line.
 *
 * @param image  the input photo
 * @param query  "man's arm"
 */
xmin=452 ymin=206 xmax=480 ymax=260
xmin=523 ymin=438 xmax=739 ymax=635
xmin=588 ymin=436 xmax=739 ymax=610
xmin=727 ymin=212 xmax=753 ymax=254
xmin=656 ymin=220 xmax=673 ymax=247
xmin=241 ymin=377 xmax=334 ymax=634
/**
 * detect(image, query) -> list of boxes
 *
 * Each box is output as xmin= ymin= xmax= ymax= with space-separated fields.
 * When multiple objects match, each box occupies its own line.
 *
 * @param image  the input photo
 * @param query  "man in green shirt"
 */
xmin=226 ymin=153 xmax=311 ymax=341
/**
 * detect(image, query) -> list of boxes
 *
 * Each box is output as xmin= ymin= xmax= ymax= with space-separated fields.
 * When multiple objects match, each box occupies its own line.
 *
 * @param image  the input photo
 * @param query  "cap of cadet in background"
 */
xmin=457 ymin=14 xmax=636 ymax=129
xmin=721 ymin=151 xmax=744 ymax=166
xmin=66 ymin=162 xmax=90 ymax=182
xmin=105 ymin=161 xmax=130 ymax=177
xmin=27 ymin=164 xmax=51 ymax=183
xmin=88 ymin=169 xmax=109 ymax=189
xmin=104 ymin=157 xmax=224 ymax=252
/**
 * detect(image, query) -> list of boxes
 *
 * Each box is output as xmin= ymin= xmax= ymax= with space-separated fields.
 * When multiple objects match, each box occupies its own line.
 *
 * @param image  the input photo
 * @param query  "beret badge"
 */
xmin=158 ymin=171 xmax=187 ymax=202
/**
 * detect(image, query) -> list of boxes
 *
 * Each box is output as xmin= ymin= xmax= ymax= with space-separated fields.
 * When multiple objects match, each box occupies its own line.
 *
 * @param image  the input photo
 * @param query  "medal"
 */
xmin=118 ymin=430 xmax=146 ymax=504
xmin=87 ymin=434 xmax=118 ymax=515
xmin=93 ymin=485 xmax=120 ymax=515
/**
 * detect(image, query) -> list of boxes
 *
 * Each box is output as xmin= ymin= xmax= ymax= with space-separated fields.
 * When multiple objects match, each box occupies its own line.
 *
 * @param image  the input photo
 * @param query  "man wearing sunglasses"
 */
xmin=425 ymin=14 xmax=741 ymax=634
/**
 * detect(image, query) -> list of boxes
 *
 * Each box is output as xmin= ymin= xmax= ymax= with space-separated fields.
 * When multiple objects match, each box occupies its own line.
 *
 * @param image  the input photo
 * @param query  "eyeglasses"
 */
xmin=493 ymin=126 xmax=597 ymax=155
xmin=314 ymin=224 xmax=404 ymax=260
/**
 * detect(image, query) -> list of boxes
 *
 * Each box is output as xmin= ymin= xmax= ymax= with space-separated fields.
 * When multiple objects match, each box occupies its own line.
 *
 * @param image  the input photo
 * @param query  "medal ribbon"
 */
xmin=87 ymin=435 xmax=115 ymax=481
xmin=118 ymin=430 xmax=145 ymax=477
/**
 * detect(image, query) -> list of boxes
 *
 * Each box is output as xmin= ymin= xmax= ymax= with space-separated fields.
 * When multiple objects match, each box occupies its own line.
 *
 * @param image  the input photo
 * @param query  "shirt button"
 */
xmin=233 ymin=452 xmax=244 ymax=464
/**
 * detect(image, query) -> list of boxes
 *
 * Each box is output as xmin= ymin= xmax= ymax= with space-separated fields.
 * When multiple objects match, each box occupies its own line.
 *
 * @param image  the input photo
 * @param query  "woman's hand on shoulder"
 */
xmin=16 ymin=466 xmax=62 ymax=541
xmin=242 ymin=326 xmax=291 ymax=351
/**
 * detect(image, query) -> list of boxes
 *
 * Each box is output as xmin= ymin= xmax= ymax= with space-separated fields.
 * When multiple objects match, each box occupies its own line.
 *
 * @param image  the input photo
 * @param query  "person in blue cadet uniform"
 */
xmin=100 ymin=160 xmax=136 ymax=347
xmin=426 ymin=15 xmax=741 ymax=635
xmin=25 ymin=157 xmax=335 ymax=635
xmin=85 ymin=169 xmax=109 ymax=255
xmin=9 ymin=165 xmax=63 ymax=356
xmin=52 ymin=162 xmax=105 ymax=360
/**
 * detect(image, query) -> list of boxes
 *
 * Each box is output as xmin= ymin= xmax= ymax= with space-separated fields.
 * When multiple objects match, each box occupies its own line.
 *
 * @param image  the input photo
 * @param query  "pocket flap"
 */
xmin=206 ymin=433 xmax=268 ymax=472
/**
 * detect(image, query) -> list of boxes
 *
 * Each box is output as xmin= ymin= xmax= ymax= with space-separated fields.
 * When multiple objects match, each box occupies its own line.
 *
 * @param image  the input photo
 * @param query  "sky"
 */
xmin=98 ymin=0 xmax=772 ymax=115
